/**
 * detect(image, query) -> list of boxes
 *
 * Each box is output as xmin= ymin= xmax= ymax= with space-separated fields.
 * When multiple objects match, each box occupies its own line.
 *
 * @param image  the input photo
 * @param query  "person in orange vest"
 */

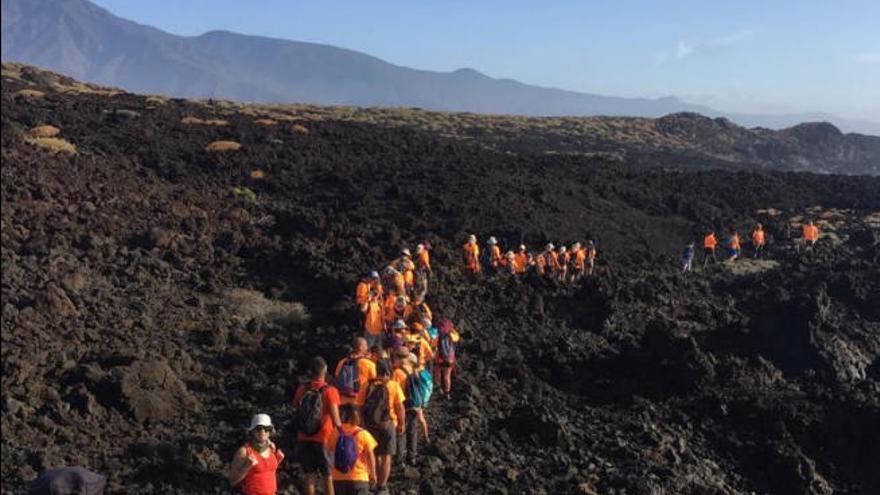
xmin=401 ymin=259 xmax=416 ymax=295
xmin=585 ymin=241 xmax=598 ymax=276
xmin=501 ymin=251 xmax=516 ymax=274
xmin=513 ymin=245 xmax=529 ymax=275
xmin=486 ymin=236 xmax=502 ymax=273
xmin=355 ymin=271 xmax=382 ymax=306
xmin=536 ymin=243 xmax=553 ymax=276
xmin=415 ymin=243 xmax=431 ymax=275
xmin=547 ymin=244 xmax=561 ymax=276
xmin=403 ymin=296 xmax=432 ymax=326
xmin=703 ymin=230 xmax=718 ymax=267
xmin=391 ymin=248 xmax=412 ymax=272
xmin=384 ymin=295 xmax=408 ymax=328
xmin=803 ymin=220 xmax=819 ymax=248
xmin=751 ymin=223 xmax=766 ymax=258
xmin=462 ymin=235 xmax=481 ymax=276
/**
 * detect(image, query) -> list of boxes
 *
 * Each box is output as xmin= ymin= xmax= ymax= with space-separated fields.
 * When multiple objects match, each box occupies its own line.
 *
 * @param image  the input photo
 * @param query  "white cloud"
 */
xmin=853 ymin=51 xmax=880 ymax=64
xmin=656 ymin=30 xmax=754 ymax=66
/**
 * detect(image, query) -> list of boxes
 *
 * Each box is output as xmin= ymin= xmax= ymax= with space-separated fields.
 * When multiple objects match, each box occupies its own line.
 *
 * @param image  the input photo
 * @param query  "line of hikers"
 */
xmin=681 ymin=221 xmax=821 ymax=272
xmin=462 ymin=234 xmax=599 ymax=282
xmin=229 ymin=242 xmax=460 ymax=495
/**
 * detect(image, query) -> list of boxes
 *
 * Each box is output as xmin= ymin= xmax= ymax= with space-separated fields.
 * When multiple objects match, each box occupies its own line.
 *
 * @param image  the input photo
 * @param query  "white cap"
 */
xmin=394 ymin=319 xmax=407 ymax=329
xmin=415 ymin=244 xmax=424 ymax=252
xmin=505 ymin=251 xmax=515 ymax=258
xmin=559 ymin=246 xmax=567 ymax=252
xmin=488 ymin=236 xmax=497 ymax=244
xmin=519 ymin=244 xmax=526 ymax=251
xmin=572 ymin=242 xmax=581 ymax=249
xmin=421 ymin=317 xmax=432 ymax=327
xmin=401 ymin=248 xmax=412 ymax=257
xmin=248 ymin=413 xmax=273 ymax=431
xmin=385 ymin=265 xmax=397 ymax=274
xmin=546 ymin=243 xmax=554 ymax=251
xmin=468 ymin=234 xmax=477 ymax=243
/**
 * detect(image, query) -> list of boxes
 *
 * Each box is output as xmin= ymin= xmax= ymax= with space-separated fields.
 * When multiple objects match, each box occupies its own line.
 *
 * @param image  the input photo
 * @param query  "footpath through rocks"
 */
xmin=2 ymin=67 xmax=880 ymax=494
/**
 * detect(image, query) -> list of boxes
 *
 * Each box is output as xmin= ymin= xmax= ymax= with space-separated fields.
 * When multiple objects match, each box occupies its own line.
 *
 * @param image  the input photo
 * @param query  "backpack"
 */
xmin=362 ymin=381 xmax=390 ymax=428
xmin=438 ymin=331 xmax=456 ymax=363
xmin=335 ymin=358 xmax=360 ymax=398
xmin=405 ymin=369 xmax=434 ymax=409
xmin=293 ymin=384 xmax=327 ymax=436
xmin=333 ymin=428 xmax=361 ymax=473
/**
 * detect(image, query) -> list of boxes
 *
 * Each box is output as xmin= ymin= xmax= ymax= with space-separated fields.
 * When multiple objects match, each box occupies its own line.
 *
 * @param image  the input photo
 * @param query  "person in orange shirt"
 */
xmin=501 ymin=251 xmax=516 ymax=274
xmin=392 ymin=349 xmax=430 ymax=465
xmin=401 ymin=259 xmax=416 ymax=295
xmin=803 ymin=220 xmax=819 ymax=247
xmin=383 ymin=295 xmax=408 ymax=328
xmin=292 ymin=358 xmax=342 ymax=495
xmin=535 ymin=244 xmax=551 ymax=276
xmin=415 ymin=243 xmax=431 ymax=274
xmin=486 ymin=237 xmax=502 ymax=272
xmin=703 ymin=231 xmax=718 ymax=267
xmin=355 ymin=271 xmax=380 ymax=306
xmin=513 ymin=245 xmax=529 ymax=275
xmin=461 ymin=235 xmax=481 ymax=276
xmin=390 ymin=248 xmax=412 ymax=272
xmin=382 ymin=266 xmax=406 ymax=297
xmin=227 ymin=414 xmax=285 ymax=495
xmin=403 ymin=296 xmax=432 ymax=326
xmin=334 ymin=337 xmax=378 ymax=406
xmin=751 ymin=223 xmax=766 ymax=258
xmin=357 ymin=361 xmax=405 ymax=494
xmin=360 ymin=290 xmax=385 ymax=351
xmin=324 ymin=404 xmax=377 ymax=494
xmin=571 ymin=242 xmax=586 ymax=281
xmin=727 ymin=229 xmax=741 ymax=261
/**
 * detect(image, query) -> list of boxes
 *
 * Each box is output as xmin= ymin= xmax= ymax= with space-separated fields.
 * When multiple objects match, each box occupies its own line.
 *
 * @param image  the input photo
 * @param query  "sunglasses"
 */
xmin=252 ymin=426 xmax=274 ymax=433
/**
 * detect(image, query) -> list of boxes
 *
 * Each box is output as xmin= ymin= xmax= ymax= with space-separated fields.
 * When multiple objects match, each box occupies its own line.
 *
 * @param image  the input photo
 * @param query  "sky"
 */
xmin=91 ymin=0 xmax=880 ymax=121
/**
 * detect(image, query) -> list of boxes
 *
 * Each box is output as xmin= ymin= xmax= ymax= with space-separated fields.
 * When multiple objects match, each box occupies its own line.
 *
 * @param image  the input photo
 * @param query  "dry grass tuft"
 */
xmin=223 ymin=288 xmax=309 ymax=327
xmin=254 ymin=118 xmax=277 ymax=126
xmin=145 ymin=95 xmax=168 ymax=106
xmin=16 ymin=88 xmax=45 ymax=99
xmin=29 ymin=125 xmax=61 ymax=138
xmin=26 ymin=137 xmax=77 ymax=154
xmin=181 ymin=116 xmax=204 ymax=125
xmin=204 ymin=119 xmax=228 ymax=126
xmin=206 ymin=140 xmax=241 ymax=152
xmin=290 ymin=123 xmax=309 ymax=134
xmin=250 ymin=169 xmax=266 ymax=179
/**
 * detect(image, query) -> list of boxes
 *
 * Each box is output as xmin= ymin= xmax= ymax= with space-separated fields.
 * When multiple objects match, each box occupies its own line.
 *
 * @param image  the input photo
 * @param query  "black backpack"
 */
xmin=362 ymin=380 xmax=390 ymax=428
xmin=293 ymin=384 xmax=328 ymax=435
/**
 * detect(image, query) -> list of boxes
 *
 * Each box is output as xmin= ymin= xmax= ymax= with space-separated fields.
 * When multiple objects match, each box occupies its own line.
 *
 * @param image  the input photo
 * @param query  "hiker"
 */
xmin=571 ymin=242 xmax=586 ymax=281
xmin=535 ymin=244 xmax=552 ymax=276
xmin=392 ymin=349 xmax=432 ymax=465
xmin=557 ymin=245 xmax=569 ymax=282
xmin=324 ymin=404 xmax=377 ymax=495
xmin=390 ymin=248 xmax=412 ymax=273
xmin=357 ymin=361 xmax=405 ymax=495
xmin=382 ymin=266 xmax=406 ymax=297
xmin=486 ymin=236 xmax=502 ymax=272
xmin=415 ymin=243 xmax=432 ymax=274
xmin=401 ymin=259 xmax=416 ymax=295
xmin=334 ymin=337 xmax=377 ymax=406
xmin=752 ymin=223 xmax=766 ymax=258
xmin=682 ymin=242 xmax=695 ymax=272
xmin=703 ymin=231 xmax=718 ymax=266
xmin=502 ymin=250 xmax=516 ymax=274
xmin=355 ymin=271 xmax=381 ymax=306
xmin=227 ymin=414 xmax=285 ymax=495
xmin=586 ymin=241 xmax=598 ymax=275
xmin=411 ymin=266 xmax=429 ymax=303
xmin=513 ymin=245 xmax=529 ymax=275
xmin=726 ymin=229 xmax=740 ymax=261
xmin=292 ymin=358 xmax=342 ymax=495
xmin=360 ymin=289 xmax=385 ymax=350
xmin=462 ymin=234 xmax=481 ymax=276
xmin=803 ymin=220 xmax=819 ymax=247
xmin=732 ymin=230 xmax=742 ymax=259
xmin=383 ymin=295 xmax=408 ymax=328
xmin=403 ymin=296 xmax=432 ymax=326
xmin=434 ymin=320 xmax=461 ymax=399
xmin=383 ymin=319 xmax=407 ymax=353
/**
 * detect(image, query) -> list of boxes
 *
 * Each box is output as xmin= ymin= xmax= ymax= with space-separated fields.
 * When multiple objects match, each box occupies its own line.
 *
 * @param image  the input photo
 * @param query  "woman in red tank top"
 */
xmin=226 ymin=414 xmax=285 ymax=495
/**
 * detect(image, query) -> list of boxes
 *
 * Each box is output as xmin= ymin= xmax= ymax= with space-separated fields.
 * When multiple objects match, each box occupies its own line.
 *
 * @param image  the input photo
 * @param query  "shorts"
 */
xmin=367 ymin=422 xmax=397 ymax=456
xmin=333 ymin=480 xmax=371 ymax=495
xmin=294 ymin=440 xmax=330 ymax=476
xmin=436 ymin=360 xmax=454 ymax=368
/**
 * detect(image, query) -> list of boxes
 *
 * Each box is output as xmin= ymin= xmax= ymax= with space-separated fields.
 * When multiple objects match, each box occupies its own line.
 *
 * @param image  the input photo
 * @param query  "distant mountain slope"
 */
xmin=4 ymin=0 xmax=878 ymax=137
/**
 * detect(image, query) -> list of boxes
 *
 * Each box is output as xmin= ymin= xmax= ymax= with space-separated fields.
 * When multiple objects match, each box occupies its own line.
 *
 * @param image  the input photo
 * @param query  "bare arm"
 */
xmin=226 ymin=447 xmax=255 ymax=486
xmin=395 ymin=401 xmax=406 ymax=434
xmin=365 ymin=444 xmax=377 ymax=484
xmin=329 ymin=402 xmax=342 ymax=429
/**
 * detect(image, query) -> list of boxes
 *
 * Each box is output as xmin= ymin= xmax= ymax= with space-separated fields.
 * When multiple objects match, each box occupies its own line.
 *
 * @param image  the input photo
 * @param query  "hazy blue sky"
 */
xmin=92 ymin=0 xmax=879 ymax=121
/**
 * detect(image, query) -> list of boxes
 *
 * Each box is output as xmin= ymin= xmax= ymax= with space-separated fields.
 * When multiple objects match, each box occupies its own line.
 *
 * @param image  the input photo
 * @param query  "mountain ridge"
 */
xmin=3 ymin=0 xmax=877 ymax=135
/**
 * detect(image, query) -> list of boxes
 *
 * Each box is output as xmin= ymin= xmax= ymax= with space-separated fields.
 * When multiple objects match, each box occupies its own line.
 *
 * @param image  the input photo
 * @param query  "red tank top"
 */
xmin=239 ymin=444 xmax=280 ymax=495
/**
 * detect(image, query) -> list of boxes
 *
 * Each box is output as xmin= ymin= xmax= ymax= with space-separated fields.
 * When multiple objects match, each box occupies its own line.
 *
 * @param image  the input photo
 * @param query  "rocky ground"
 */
xmin=2 ymin=66 xmax=879 ymax=494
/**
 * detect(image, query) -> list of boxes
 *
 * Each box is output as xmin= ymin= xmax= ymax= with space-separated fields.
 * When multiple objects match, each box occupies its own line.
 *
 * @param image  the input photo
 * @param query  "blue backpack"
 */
xmin=438 ymin=332 xmax=456 ymax=363
xmin=333 ymin=428 xmax=361 ymax=473
xmin=406 ymin=369 xmax=434 ymax=408
xmin=335 ymin=358 xmax=360 ymax=398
